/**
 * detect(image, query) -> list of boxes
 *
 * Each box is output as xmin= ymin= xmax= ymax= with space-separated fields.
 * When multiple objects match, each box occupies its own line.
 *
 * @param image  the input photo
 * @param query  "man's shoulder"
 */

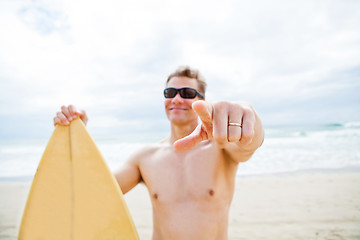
xmin=129 ymin=138 xmax=171 ymax=161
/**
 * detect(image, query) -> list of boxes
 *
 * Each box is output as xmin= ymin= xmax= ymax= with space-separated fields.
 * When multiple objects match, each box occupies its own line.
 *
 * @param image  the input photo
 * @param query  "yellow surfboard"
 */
xmin=18 ymin=118 xmax=139 ymax=240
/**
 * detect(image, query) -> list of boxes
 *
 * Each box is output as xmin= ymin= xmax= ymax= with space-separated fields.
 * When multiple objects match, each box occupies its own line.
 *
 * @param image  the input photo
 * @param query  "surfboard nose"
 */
xmin=18 ymin=119 xmax=139 ymax=240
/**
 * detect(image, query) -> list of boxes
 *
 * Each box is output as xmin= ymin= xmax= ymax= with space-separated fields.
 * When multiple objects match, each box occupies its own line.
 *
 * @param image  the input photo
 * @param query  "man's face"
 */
xmin=165 ymin=76 xmax=202 ymax=125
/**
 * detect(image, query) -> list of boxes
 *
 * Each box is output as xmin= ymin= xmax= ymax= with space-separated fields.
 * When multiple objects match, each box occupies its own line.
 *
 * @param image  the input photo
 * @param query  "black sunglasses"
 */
xmin=164 ymin=87 xmax=204 ymax=99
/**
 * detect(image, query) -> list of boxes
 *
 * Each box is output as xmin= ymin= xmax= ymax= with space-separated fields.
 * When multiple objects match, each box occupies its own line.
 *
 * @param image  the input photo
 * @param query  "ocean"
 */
xmin=1 ymin=122 xmax=360 ymax=181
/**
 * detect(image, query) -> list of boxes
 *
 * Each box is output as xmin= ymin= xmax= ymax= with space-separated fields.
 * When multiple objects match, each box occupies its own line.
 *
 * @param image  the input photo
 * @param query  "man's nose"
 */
xmin=171 ymin=92 xmax=184 ymax=103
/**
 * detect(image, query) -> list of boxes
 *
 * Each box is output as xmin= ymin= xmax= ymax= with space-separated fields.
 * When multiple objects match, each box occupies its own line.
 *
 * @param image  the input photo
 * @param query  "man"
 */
xmin=54 ymin=66 xmax=264 ymax=240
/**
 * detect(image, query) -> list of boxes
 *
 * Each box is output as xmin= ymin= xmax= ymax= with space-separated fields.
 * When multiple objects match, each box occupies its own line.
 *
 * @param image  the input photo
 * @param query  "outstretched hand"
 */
xmin=173 ymin=100 xmax=257 ymax=151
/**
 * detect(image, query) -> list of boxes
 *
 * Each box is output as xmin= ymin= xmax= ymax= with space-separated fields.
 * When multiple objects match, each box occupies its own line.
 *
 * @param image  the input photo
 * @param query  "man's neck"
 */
xmin=169 ymin=121 xmax=198 ymax=144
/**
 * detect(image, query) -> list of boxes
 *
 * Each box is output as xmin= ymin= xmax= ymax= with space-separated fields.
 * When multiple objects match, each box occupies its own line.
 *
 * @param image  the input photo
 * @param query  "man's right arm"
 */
xmin=114 ymin=158 xmax=142 ymax=194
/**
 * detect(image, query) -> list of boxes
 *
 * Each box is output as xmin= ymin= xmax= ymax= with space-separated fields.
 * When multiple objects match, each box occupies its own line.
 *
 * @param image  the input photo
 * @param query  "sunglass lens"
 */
xmin=180 ymin=88 xmax=197 ymax=98
xmin=164 ymin=88 xmax=177 ymax=98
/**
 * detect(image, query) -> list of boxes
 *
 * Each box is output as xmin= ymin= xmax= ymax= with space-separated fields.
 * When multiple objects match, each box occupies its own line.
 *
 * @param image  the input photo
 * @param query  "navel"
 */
xmin=154 ymin=193 xmax=158 ymax=199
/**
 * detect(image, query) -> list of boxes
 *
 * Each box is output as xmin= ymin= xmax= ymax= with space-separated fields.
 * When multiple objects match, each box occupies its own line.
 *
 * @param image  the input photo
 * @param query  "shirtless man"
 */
xmin=54 ymin=66 xmax=264 ymax=240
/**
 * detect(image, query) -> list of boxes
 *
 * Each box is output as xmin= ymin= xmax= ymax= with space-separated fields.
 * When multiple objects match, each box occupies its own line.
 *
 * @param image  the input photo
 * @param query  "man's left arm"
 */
xmin=174 ymin=100 xmax=264 ymax=162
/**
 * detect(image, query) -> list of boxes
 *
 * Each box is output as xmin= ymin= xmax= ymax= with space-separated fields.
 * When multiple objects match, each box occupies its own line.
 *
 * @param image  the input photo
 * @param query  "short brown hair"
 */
xmin=166 ymin=66 xmax=207 ymax=99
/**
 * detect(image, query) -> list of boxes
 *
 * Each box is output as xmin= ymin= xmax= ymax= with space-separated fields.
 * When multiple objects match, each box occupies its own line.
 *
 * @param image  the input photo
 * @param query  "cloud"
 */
xmin=0 ymin=0 xmax=359 ymax=139
xmin=17 ymin=5 xmax=70 ymax=36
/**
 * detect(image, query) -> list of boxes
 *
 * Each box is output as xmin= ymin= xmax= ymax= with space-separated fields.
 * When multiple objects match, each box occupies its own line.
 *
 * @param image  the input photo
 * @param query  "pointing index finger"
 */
xmin=192 ymin=100 xmax=213 ymax=133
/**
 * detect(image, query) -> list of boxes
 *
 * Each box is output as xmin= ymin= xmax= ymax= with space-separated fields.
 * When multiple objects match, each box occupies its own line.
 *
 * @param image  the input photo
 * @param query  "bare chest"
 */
xmin=139 ymin=143 xmax=237 ymax=203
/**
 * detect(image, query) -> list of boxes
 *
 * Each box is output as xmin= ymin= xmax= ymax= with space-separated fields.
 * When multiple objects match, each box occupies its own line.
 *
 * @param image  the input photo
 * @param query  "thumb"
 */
xmin=173 ymin=124 xmax=206 ymax=151
xmin=78 ymin=110 xmax=88 ymax=126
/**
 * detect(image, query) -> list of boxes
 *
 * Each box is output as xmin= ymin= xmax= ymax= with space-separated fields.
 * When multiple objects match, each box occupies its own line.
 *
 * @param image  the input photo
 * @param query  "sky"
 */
xmin=0 ymin=0 xmax=359 ymax=139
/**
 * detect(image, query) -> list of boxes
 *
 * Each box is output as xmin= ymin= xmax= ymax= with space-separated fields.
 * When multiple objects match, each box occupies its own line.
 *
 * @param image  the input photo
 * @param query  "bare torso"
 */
xmin=54 ymin=77 xmax=263 ymax=240
xmin=136 ymin=138 xmax=239 ymax=240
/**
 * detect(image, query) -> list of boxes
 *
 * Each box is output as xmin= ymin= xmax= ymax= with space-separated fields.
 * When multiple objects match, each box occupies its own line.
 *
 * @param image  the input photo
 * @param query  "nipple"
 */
xmin=209 ymin=189 xmax=215 ymax=196
xmin=154 ymin=193 xmax=158 ymax=199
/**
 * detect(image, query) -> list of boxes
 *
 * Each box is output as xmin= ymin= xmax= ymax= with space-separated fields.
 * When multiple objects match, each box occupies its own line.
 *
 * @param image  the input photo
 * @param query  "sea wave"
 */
xmin=344 ymin=121 xmax=360 ymax=128
xmin=265 ymin=121 xmax=360 ymax=139
xmin=0 ymin=123 xmax=359 ymax=179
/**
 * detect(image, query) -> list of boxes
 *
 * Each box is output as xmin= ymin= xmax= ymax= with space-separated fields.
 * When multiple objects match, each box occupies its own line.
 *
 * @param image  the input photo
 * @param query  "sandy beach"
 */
xmin=1 ymin=171 xmax=359 ymax=240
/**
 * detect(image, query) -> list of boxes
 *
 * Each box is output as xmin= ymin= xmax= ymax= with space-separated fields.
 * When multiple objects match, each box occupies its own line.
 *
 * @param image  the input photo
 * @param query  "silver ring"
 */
xmin=228 ymin=122 xmax=242 ymax=127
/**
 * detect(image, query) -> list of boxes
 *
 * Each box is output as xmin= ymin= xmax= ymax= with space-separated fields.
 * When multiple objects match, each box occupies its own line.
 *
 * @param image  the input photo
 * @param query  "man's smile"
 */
xmin=169 ymin=107 xmax=188 ymax=111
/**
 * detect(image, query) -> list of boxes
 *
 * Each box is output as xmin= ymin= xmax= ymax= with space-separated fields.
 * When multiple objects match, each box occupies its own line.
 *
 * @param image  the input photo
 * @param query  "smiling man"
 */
xmin=54 ymin=66 xmax=264 ymax=240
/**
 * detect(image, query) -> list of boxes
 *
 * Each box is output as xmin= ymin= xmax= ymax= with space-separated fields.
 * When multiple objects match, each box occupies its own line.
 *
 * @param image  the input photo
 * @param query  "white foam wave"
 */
xmin=344 ymin=121 xmax=360 ymax=128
